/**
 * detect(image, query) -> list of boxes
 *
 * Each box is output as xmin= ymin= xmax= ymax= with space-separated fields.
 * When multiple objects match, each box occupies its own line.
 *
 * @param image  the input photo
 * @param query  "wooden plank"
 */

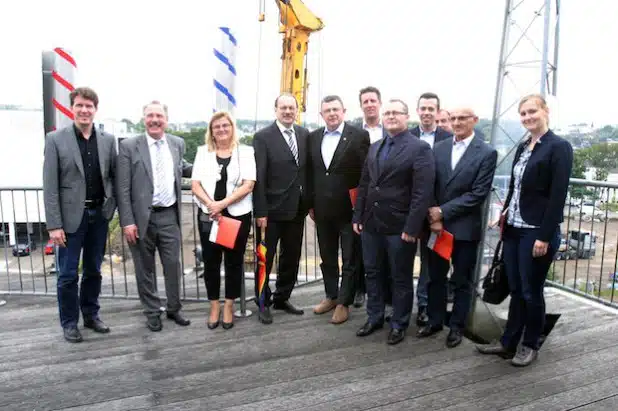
xmin=570 ymin=394 xmax=618 ymax=411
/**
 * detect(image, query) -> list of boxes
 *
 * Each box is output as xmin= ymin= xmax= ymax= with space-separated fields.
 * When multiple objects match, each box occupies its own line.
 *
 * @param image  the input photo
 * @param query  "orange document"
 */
xmin=209 ymin=216 xmax=241 ymax=249
xmin=349 ymin=188 xmax=358 ymax=207
xmin=427 ymin=230 xmax=454 ymax=260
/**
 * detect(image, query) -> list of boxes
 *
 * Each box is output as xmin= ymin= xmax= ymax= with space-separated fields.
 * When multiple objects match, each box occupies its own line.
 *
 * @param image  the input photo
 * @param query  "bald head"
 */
xmin=450 ymin=107 xmax=478 ymax=140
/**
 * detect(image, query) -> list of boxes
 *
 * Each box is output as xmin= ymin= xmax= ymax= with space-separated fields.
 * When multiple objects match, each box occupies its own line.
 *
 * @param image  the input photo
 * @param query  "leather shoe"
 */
xmin=273 ymin=300 xmax=304 ymax=315
xmin=313 ymin=299 xmax=337 ymax=315
xmin=63 ymin=326 xmax=83 ymax=343
xmin=207 ymin=320 xmax=219 ymax=330
xmin=446 ymin=329 xmax=463 ymax=348
xmin=416 ymin=306 xmax=429 ymax=327
xmin=258 ymin=307 xmax=273 ymax=324
xmin=387 ymin=328 xmax=405 ymax=345
xmin=83 ymin=318 xmax=110 ymax=333
xmin=353 ymin=292 xmax=365 ymax=308
xmin=167 ymin=311 xmax=191 ymax=326
xmin=222 ymin=321 xmax=234 ymax=330
xmin=416 ymin=324 xmax=443 ymax=338
xmin=147 ymin=316 xmax=162 ymax=332
xmin=356 ymin=321 xmax=383 ymax=337
xmin=330 ymin=304 xmax=349 ymax=324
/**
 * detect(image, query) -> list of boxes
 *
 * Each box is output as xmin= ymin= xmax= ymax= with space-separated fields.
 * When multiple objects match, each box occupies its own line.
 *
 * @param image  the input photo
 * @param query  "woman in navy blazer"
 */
xmin=477 ymin=94 xmax=573 ymax=366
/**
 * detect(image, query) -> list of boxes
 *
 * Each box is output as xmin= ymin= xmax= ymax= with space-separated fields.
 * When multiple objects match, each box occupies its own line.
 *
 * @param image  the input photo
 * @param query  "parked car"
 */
xmin=12 ymin=240 xmax=37 ymax=257
xmin=44 ymin=240 xmax=55 ymax=255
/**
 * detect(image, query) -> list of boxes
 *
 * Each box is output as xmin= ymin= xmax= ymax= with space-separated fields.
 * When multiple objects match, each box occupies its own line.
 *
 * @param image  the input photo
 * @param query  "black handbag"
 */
xmin=481 ymin=240 xmax=510 ymax=304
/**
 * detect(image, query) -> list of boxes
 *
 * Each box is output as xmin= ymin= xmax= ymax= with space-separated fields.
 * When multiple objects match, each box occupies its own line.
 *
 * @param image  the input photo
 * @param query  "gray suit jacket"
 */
xmin=433 ymin=135 xmax=498 ymax=242
xmin=116 ymin=134 xmax=192 ymax=238
xmin=43 ymin=125 xmax=117 ymax=233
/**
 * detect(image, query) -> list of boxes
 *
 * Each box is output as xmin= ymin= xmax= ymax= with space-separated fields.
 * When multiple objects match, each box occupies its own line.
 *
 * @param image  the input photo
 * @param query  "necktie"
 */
xmin=155 ymin=140 xmax=173 ymax=206
xmin=284 ymin=128 xmax=299 ymax=165
xmin=378 ymin=137 xmax=393 ymax=171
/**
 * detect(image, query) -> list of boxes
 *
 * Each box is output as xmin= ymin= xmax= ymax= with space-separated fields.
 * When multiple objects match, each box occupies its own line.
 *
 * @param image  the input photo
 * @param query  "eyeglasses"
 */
xmin=212 ymin=123 xmax=232 ymax=131
xmin=450 ymin=115 xmax=475 ymax=122
xmin=383 ymin=111 xmax=408 ymax=117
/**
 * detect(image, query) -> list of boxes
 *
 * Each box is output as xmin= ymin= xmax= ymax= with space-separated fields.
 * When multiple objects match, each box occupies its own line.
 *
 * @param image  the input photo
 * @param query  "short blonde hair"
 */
xmin=205 ymin=111 xmax=239 ymax=152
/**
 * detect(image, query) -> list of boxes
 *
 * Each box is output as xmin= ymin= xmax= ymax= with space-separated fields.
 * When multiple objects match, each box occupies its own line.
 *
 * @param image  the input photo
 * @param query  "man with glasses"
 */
xmin=353 ymin=99 xmax=435 ymax=345
xmin=410 ymin=92 xmax=453 ymax=327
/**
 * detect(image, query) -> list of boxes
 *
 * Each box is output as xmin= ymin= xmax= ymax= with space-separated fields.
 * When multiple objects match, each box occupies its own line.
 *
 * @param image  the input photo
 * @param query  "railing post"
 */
xmin=234 ymin=270 xmax=253 ymax=318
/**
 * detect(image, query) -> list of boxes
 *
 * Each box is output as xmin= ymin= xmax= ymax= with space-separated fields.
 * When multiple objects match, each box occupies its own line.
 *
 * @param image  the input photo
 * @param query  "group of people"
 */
xmin=43 ymin=85 xmax=572 ymax=368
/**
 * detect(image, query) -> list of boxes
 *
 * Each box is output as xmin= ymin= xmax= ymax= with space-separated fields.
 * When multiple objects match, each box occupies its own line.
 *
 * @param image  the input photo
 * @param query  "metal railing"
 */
xmin=0 ymin=187 xmax=322 ymax=309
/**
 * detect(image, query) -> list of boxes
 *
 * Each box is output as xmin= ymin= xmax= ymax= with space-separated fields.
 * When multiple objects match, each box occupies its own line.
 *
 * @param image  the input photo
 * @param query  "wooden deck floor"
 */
xmin=1 ymin=284 xmax=617 ymax=411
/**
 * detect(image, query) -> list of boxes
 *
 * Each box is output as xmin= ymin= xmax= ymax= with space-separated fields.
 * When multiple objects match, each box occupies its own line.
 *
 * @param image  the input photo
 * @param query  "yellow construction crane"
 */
xmin=259 ymin=0 xmax=324 ymax=124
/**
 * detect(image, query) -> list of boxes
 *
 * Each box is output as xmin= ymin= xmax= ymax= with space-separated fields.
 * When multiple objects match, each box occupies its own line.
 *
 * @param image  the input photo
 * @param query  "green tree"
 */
xmin=174 ymin=128 xmax=206 ymax=163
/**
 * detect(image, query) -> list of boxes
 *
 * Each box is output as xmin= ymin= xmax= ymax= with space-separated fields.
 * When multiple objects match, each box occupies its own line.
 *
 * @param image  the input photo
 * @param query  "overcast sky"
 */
xmin=1 ymin=0 xmax=616 ymax=127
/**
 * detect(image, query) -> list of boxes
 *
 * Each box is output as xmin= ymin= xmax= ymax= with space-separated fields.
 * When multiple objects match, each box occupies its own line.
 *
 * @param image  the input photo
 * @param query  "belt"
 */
xmin=84 ymin=199 xmax=104 ymax=209
xmin=152 ymin=203 xmax=177 ymax=212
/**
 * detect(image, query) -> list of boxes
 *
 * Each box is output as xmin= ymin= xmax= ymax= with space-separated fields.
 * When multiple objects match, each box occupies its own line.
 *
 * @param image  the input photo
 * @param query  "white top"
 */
xmin=191 ymin=144 xmax=257 ymax=216
xmin=451 ymin=132 xmax=475 ymax=170
xmin=322 ymin=122 xmax=345 ymax=169
xmin=363 ymin=121 xmax=383 ymax=144
xmin=419 ymin=126 xmax=438 ymax=149
xmin=147 ymin=133 xmax=176 ymax=207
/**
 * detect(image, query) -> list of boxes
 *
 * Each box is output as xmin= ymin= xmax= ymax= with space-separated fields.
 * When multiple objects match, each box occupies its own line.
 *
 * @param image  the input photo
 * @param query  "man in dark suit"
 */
xmin=353 ymin=99 xmax=435 ymax=345
xmin=43 ymin=87 xmax=117 ymax=343
xmin=417 ymin=107 xmax=497 ymax=348
xmin=253 ymin=93 xmax=310 ymax=325
xmin=409 ymin=92 xmax=453 ymax=327
xmin=117 ymin=101 xmax=193 ymax=332
xmin=308 ymin=95 xmax=370 ymax=324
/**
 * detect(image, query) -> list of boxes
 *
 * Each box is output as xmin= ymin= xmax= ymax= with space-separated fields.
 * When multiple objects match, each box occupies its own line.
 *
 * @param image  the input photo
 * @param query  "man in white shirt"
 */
xmin=417 ymin=107 xmax=497 ymax=348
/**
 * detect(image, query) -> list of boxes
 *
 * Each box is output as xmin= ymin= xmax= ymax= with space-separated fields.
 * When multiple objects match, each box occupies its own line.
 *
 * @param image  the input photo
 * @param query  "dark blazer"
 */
xmin=353 ymin=130 xmax=435 ymax=236
xmin=503 ymin=129 xmax=573 ymax=242
xmin=433 ymin=135 xmax=498 ymax=241
xmin=410 ymin=125 xmax=453 ymax=146
xmin=308 ymin=122 xmax=370 ymax=221
xmin=253 ymin=121 xmax=310 ymax=221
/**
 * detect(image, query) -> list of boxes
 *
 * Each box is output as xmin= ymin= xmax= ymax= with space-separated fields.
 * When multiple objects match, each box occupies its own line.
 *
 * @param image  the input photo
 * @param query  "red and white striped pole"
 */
xmin=42 ymin=48 xmax=77 ymax=133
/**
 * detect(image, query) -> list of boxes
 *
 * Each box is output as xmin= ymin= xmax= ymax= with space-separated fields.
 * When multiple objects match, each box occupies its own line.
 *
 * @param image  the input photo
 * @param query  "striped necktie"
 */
xmin=284 ymin=128 xmax=299 ymax=165
xmin=154 ymin=139 xmax=173 ymax=206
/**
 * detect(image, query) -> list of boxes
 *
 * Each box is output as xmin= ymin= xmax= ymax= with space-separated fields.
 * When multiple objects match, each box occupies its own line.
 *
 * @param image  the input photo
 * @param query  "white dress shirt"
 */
xmin=147 ymin=133 xmax=176 ymax=207
xmin=451 ymin=132 xmax=475 ymax=170
xmin=276 ymin=120 xmax=295 ymax=140
xmin=419 ymin=126 xmax=437 ymax=148
xmin=321 ymin=122 xmax=344 ymax=169
xmin=363 ymin=121 xmax=383 ymax=144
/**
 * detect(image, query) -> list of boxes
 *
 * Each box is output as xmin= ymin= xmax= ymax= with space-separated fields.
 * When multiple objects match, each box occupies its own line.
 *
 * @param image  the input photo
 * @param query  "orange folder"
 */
xmin=427 ymin=230 xmax=454 ymax=260
xmin=349 ymin=187 xmax=358 ymax=208
xmin=208 ymin=216 xmax=241 ymax=249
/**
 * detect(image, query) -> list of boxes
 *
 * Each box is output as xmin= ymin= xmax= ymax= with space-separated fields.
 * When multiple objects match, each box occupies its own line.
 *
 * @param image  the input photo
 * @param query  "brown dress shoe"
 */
xmin=330 ymin=305 xmax=349 ymax=324
xmin=313 ymin=299 xmax=337 ymax=315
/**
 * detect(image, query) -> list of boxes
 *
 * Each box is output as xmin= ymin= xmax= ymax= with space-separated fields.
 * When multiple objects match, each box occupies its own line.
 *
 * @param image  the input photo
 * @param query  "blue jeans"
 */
xmin=361 ymin=229 xmax=416 ymax=330
xmin=56 ymin=207 xmax=109 ymax=328
xmin=500 ymin=225 xmax=560 ymax=351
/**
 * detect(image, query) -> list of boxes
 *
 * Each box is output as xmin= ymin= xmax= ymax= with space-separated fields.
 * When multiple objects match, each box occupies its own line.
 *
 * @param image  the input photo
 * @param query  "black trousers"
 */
xmin=354 ymin=233 xmax=392 ymax=305
xmin=254 ymin=214 xmax=305 ymax=306
xmin=316 ymin=217 xmax=356 ymax=306
xmin=198 ymin=210 xmax=252 ymax=300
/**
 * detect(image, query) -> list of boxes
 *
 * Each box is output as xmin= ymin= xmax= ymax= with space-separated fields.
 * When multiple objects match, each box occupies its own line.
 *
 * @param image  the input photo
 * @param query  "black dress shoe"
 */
xmin=387 ymin=328 xmax=405 ymax=345
xmin=356 ymin=321 xmax=384 ymax=337
xmin=273 ymin=300 xmax=304 ymax=315
xmin=416 ymin=324 xmax=443 ymax=338
xmin=167 ymin=311 xmax=191 ymax=326
xmin=207 ymin=320 xmax=220 ymax=330
xmin=83 ymin=318 xmax=110 ymax=333
xmin=353 ymin=292 xmax=365 ymax=308
xmin=258 ymin=307 xmax=273 ymax=325
xmin=446 ymin=329 xmax=463 ymax=348
xmin=63 ymin=327 xmax=83 ymax=343
xmin=416 ymin=306 xmax=429 ymax=327
xmin=222 ymin=322 xmax=234 ymax=330
xmin=147 ymin=316 xmax=162 ymax=332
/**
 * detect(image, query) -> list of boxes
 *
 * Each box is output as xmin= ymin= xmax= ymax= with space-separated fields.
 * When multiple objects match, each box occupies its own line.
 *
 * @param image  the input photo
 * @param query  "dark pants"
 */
xmin=254 ymin=214 xmax=305 ymax=306
xmin=316 ymin=218 xmax=356 ymax=306
xmin=427 ymin=240 xmax=478 ymax=331
xmin=361 ymin=229 xmax=416 ymax=330
xmin=501 ymin=225 xmax=560 ymax=351
xmin=416 ymin=239 xmax=430 ymax=308
xmin=354 ymin=234 xmax=392 ymax=305
xmin=56 ymin=207 xmax=108 ymax=328
xmin=198 ymin=210 xmax=252 ymax=300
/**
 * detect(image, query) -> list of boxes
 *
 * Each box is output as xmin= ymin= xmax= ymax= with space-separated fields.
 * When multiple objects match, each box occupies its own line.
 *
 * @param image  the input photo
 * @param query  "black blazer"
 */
xmin=503 ymin=129 xmax=573 ymax=242
xmin=308 ymin=122 xmax=370 ymax=222
xmin=433 ymin=136 xmax=498 ymax=241
xmin=410 ymin=125 xmax=453 ymax=146
xmin=253 ymin=122 xmax=311 ymax=221
xmin=353 ymin=130 xmax=435 ymax=236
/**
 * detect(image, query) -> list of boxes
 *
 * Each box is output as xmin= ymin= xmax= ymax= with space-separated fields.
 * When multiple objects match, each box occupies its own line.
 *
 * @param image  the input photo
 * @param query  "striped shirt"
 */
xmin=507 ymin=143 xmax=539 ymax=228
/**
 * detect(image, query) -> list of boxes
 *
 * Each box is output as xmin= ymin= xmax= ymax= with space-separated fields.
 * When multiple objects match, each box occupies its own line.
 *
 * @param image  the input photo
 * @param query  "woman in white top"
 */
xmin=191 ymin=111 xmax=256 ymax=330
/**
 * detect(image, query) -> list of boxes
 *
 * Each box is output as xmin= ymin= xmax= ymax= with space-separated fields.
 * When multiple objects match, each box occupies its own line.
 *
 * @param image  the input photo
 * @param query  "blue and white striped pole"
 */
xmin=213 ymin=27 xmax=237 ymax=115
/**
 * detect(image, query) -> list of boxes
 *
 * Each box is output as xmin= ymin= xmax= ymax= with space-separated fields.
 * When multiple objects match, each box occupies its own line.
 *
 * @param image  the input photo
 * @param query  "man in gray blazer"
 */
xmin=43 ymin=87 xmax=117 ymax=343
xmin=116 ymin=101 xmax=192 ymax=331
xmin=416 ymin=107 xmax=497 ymax=348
